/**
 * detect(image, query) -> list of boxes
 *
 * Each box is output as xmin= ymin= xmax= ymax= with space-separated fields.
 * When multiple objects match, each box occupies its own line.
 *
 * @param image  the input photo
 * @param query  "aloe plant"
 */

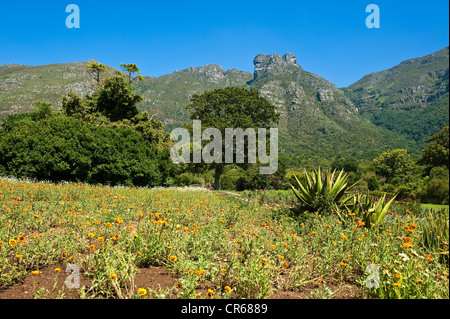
xmin=289 ymin=168 xmax=356 ymax=213
xmin=342 ymin=192 xmax=397 ymax=228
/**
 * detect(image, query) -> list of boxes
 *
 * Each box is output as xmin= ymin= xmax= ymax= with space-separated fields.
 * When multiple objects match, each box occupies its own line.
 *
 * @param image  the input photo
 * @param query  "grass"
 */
xmin=0 ymin=177 xmax=448 ymax=299
xmin=421 ymin=203 xmax=449 ymax=212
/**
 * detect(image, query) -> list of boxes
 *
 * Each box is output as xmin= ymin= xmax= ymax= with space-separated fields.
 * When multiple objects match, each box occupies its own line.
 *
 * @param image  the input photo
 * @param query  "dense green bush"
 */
xmin=0 ymin=115 xmax=180 ymax=187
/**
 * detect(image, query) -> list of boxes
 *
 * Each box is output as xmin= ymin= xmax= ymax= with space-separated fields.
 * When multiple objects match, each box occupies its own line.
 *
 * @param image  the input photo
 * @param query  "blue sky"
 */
xmin=0 ymin=0 xmax=448 ymax=87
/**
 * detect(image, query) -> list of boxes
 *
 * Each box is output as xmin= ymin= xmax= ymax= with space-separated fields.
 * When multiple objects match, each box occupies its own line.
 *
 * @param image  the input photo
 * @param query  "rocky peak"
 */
xmin=253 ymin=53 xmax=301 ymax=80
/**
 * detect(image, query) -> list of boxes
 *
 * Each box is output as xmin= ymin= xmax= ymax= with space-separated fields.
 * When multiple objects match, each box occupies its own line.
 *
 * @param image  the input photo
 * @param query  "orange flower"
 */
xmin=393 ymin=282 xmax=401 ymax=287
xmin=341 ymin=234 xmax=348 ymax=240
xmin=31 ymin=271 xmax=39 ymax=276
xmin=169 ymin=255 xmax=177 ymax=261
xmin=97 ymin=237 xmax=104 ymax=242
xmin=110 ymin=274 xmax=117 ymax=279
xmin=224 ymin=286 xmax=232 ymax=292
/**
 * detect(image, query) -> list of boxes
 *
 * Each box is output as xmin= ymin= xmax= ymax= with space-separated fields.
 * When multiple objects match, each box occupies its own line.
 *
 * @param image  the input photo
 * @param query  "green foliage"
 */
xmin=95 ymin=72 xmax=143 ymax=122
xmin=86 ymin=62 xmax=108 ymax=84
xmin=1 ymin=101 xmax=55 ymax=131
xmin=342 ymin=192 xmax=397 ymax=228
xmin=372 ymin=149 xmax=415 ymax=182
xmin=367 ymin=175 xmax=379 ymax=191
xmin=417 ymin=209 xmax=449 ymax=264
xmin=420 ymin=126 xmax=449 ymax=173
xmin=289 ymin=168 xmax=355 ymax=213
xmin=185 ymin=87 xmax=280 ymax=190
xmin=0 ymin=115 xmax=180 ymax=186
xmin=120 ymin=63 xmax=145 ymax=83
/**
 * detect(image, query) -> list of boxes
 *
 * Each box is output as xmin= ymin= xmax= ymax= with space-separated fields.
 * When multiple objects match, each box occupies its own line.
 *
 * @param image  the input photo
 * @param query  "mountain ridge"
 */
xmin=1 ymin=48 xmax=448 ymax=160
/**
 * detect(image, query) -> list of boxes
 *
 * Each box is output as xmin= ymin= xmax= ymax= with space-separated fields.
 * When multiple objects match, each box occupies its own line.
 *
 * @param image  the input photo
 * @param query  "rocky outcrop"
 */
xmin=253 ymin=53 xmax=302 ymax=80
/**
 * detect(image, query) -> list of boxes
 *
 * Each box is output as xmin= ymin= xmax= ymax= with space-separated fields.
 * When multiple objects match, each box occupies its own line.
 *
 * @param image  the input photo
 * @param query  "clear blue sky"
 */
xmin=0 ymin=0 xmax=448 ymax=87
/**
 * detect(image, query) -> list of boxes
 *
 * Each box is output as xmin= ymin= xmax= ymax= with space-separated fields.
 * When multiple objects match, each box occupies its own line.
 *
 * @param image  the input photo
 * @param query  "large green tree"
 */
xmin=184 ymin=87 xmax=280 ymax=190
xmin=420 ymin=126 xmax=449 ymax=173
xmin=372 ymin=149 xmax=414 ymax=182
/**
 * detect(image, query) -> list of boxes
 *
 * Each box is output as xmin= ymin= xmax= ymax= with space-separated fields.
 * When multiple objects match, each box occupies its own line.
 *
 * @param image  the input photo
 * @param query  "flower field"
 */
xmin=0 ymin=178 xmax=448 ymax=299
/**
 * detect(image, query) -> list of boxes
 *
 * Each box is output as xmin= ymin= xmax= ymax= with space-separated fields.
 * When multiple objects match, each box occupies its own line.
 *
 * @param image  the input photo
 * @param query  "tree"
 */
xmin=372 ymin=149 xmax=414 ymax=182
xmin=185 ymin=87 xmax=280 ymax=190
xmin=94 ymin=71 xmax=143 ymax=122
xmin=62 ymin=91 xmax=95 ymax=119
xmin=420 ymin=126 xmax=449 ymax=173
xmin=86 ymin=62 xmax=108 ymax=84
xmin=120 ymin=63 xmax=145 ymax=83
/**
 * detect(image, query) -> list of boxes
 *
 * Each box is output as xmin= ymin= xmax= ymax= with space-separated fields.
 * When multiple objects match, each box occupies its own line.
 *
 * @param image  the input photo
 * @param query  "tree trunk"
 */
xmin=213 ymin=165 xmax=223 ymax=190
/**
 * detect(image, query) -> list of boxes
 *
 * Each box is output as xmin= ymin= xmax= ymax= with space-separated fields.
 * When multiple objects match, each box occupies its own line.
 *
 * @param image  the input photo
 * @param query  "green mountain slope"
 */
xmin=0 ymin=60 xmax=116 ymax=119
xmin=133 ymin=64 xmax=253 ymax=130
xmin=344 ymin=46 xmax=449 ymax=147
xmin=245 ymin=53 xmax=417 ymax=159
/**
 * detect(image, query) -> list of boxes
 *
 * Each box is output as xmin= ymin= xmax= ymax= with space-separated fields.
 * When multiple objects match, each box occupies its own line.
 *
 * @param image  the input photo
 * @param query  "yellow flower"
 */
xmin=97 ymin=237 xmax=104 ymax=242
xmin=395 ymin=274 xmax=402 ymax=279
xmin=16 ymin=254 xmax=22 ymax=259
xmin=393 ymin=282 xmax=401 ymax=287
xmin=417 ymin=280 xmax=424 ymax=284
xmin=341 ymin=234 xmax=348 ymax=240
xmin=138 ymin=288 xmax=147 ymax=296
xmin=31 ymin=271 xmax=39 ymax=275
xmin=206 ymin=289 xmax=215 ymax=297
xmin=110 ymin=274 xmax=117 ymax=279
xmin=89 ymin=244 xmax=95 ymax=250
xmin=169 ymin=255 xmax=177 ymax=261
xmin=54 ymin=268 xmax=61 ymax=272
xmin=88 ymin=233 xmax=94 ymax=238
xmin=9 ymin=239 xmax=17 ymax=247
xmin=224 ymin=286 xmax=232 ymax=292
xmin=106 ymin=222 xmax=112 ymax=228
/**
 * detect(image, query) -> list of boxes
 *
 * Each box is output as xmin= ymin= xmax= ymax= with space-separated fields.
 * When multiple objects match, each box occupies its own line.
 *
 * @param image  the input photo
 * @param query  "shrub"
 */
xmin=289 ymin=168 xmax=356 ymax=213
xmin=0 ymin=115 xmax=178 ymax=187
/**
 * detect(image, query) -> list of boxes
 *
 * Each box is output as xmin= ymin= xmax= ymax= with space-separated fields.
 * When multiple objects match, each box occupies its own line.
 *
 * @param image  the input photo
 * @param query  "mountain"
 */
xmin=2 ymin=50 xmax=441 ymax=161
xmin=344 ymin=46 xmax=449 ymax=147
xmin=0 ymin=60 xmax=118 ymax=119
xmin=133 ymin=64 xmax=252 ymax=129
xmin=134 ymin=52 xmax=417 ymax=160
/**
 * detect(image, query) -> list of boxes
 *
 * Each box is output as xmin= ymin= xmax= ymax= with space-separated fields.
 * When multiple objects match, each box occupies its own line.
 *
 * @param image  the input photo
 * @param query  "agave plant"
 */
xmin=341 ymin=192 xmax=397 ymax=228
xmin=289 ymin=168 xmax=356 ymax=213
